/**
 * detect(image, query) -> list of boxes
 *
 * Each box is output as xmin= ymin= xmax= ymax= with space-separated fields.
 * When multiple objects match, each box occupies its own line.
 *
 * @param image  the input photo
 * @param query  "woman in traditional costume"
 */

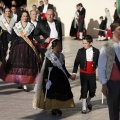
xmin=0 ymin=11 xmax=41 ymax=91
xmin=0 ymin=7 xmax=15 ymax=61
xmin=104 ymin=8 xmax=112 ymax=40
xmin=33 ymin=40 xmax=75 ymax=115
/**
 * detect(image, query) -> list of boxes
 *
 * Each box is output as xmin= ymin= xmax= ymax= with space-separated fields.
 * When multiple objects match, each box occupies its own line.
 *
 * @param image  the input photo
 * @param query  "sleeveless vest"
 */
xmin=105 ymin=40 xmax=115 ymax=80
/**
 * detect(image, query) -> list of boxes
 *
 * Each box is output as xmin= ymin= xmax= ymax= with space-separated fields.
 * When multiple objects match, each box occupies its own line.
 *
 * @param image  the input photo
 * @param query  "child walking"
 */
xmin=72 ymin=35 xmax=99 ymax=113
xmin=33 ymin=39 xmax=75 ymax=115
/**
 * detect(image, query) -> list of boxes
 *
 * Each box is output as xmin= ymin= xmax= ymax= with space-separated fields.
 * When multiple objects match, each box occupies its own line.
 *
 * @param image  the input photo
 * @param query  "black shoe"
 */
xmin=74 ymin=37 xmax=79 ymax=40
xmin=102 ymin=39 xmax=108 ymax=41
xmin=78 ymin=38 xmax=83 ymax=41
xmin=51 ymin=109 xmax=57 ymax=115
xmin=56 ymin=109 xmax=62 ymax=115
xmin=17 ymin=84 xmax=23 ymax=89
xmin=81 ymin=110 xmax=87 ymax=114
xmin=23 ymin=89 xmax=29 ymax=92
xmin=87 ymin=104 xmax=92 ymax=111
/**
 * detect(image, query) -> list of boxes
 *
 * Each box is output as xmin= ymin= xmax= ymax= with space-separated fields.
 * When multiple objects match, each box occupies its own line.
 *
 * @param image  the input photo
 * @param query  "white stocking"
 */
xmin=23 ymin=85 xmax=27 ymax=90
xmin=79 ymin=32 xmax=83 ymax=39
xmin=82 ymin=99 xmax=87 ymax=110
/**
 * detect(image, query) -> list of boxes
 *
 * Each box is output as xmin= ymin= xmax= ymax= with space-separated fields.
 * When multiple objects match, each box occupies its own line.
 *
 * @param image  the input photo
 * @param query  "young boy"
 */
xmin=72 ymin=35 xmax=99 ymax=114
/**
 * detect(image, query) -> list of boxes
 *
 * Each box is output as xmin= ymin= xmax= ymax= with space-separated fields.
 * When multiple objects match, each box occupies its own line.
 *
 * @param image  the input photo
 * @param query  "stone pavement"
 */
xmin=0 ymin=38 xmax=110 ymax=120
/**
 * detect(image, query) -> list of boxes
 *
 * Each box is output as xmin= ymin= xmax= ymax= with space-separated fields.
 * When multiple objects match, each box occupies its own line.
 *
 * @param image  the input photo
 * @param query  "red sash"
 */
xmin=79 ymin=18 xmax=84 ymax=20
xmin=34 ymin=38 xmax=55 ymax=49
xmin=42 ymin=13 xmax=46 ymax=19
xmin=80 ymin=61 xmax=95 ymax=74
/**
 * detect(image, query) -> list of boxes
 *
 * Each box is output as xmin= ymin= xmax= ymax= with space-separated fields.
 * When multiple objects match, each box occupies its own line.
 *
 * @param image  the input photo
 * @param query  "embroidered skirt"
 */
xmin=0 ymin=38 xmax=40 ymax=84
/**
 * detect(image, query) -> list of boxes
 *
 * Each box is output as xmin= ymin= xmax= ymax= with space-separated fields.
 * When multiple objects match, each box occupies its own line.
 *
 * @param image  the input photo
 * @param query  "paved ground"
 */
xmin=0 ymin=38 xmax=110 ymax=120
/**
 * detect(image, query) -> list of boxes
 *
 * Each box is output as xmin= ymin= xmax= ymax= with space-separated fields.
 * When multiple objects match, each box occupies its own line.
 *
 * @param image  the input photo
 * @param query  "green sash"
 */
xmin=117 ymin=0 xmax=120 ymax=17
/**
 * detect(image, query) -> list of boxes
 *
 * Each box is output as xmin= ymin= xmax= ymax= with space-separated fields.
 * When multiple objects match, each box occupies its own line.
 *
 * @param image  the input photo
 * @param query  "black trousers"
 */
xmin=80 ymin=73 xmax=96 ymax=99
xmin=78 ymin=20 xmax=84 ymax=32
xmin=98 ymin=31 xmax=105 ymax=36
xmin=107 ymin=80 xmax=120 ymax=120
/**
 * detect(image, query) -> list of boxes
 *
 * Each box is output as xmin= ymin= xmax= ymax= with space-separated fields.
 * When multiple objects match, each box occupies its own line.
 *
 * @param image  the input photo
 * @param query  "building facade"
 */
xmin=27 ymin=0 xmax=115 ymax=37
xmin=1 ymin=0 xmax=114 ymax=37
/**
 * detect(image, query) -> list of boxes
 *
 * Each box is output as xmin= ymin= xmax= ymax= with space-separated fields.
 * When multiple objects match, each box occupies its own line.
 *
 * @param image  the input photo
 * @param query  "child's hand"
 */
xmin=70 ymin=75 xmax=76 ymax=80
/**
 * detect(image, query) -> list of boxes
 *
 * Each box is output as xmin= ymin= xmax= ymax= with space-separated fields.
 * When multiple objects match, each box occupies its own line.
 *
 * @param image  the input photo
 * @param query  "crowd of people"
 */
xmin=0 ymin=0 xmax=120 ymax=120
xmin=70 ymin=2 xmax=120 ymax=42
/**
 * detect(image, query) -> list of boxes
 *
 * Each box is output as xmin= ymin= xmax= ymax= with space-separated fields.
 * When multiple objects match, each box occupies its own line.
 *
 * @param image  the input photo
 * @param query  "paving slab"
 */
xmin=0 ymin=38 xmax=110 ymax=120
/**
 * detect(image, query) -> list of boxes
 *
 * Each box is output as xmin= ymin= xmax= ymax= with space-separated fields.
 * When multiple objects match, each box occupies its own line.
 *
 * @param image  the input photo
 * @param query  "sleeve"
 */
xmin=103 ymin=18 xmax=107 ymax=30
xmin=63 ymin=64 xmax=71 ymax=78
xmin=33 ymin=23 xmax=45 ymax=44
xmin=77 ymin=8 xmax=85 ymax=16
xmin=7 ymin=29 xmax=17 ymax=50
xmin=38 ymin=15 xmax=42 ymax=22
xmin=44 ymin=58 xmax=53 ymax=80
xmin=9 ymin=29 xmax=16 ymax=44
xmin=40 ymin=5 xmax=43 ymax=13
xmin=0 ymin=26 xmax=2 ymax=36
xmin=96 ymin=49 xmax=100 ymax=68
xmin=62 ymin=56 xmax=71 ymax=78
xmin=98 ymin=46 xmax=108 ymax=85
xmin=58 ymin=21 xmax=62 ymax=50
xmin=72 ymin=50 xmax=80 ymax=73
xmin=37 ymin=6 xmax=40 ymax=11
xmin=114 ymin=9 xmax=119 ymax=22
xmin=29 ymin=29 xmax=34 ymax=40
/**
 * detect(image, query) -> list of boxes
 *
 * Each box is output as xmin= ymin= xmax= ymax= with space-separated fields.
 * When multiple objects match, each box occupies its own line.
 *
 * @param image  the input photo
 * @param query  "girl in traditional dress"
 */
xmin=33 ymin=40 xmax=75 ymax=115
xmin=0 ymin=11 xmax=41 ymax=91
xmin=0 ymin=7 xmax=15 ymax=61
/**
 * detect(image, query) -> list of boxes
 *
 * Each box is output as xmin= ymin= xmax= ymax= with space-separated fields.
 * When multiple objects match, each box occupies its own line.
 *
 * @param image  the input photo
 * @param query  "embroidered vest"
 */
xmin=105 ymin=40 xmax=115 ymax=80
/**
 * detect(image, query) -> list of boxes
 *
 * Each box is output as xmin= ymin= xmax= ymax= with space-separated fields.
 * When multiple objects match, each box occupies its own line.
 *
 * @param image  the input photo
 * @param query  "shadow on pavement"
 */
xmin=0 ymin=90 xmax=23 ymax=95
xmin=20 ymin=99 xmax=107 ymax=120
xmin=0 ymin=83 xmax=18 ymax=90
xmin=0 ymin=80 xmax=23 ymax=95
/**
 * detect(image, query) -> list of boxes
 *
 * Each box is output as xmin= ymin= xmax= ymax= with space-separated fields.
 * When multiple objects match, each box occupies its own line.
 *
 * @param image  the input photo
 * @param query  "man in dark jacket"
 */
xmin=39 ymin=0 xmax=54 ymax=20
xmin=77 ymin=3 xmax=86 ymax=40
xmin=38 ymin=1 xmax=44 ymax=12
xmin=34 ymin=9 xmax=62 ymax=63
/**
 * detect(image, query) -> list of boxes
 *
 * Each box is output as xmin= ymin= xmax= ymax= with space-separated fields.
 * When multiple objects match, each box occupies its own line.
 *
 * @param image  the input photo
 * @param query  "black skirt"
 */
xmin=0 ymin=30 xmax=10 ymax=61
xmin=43 ymin=58 xmax=73 ymax=101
